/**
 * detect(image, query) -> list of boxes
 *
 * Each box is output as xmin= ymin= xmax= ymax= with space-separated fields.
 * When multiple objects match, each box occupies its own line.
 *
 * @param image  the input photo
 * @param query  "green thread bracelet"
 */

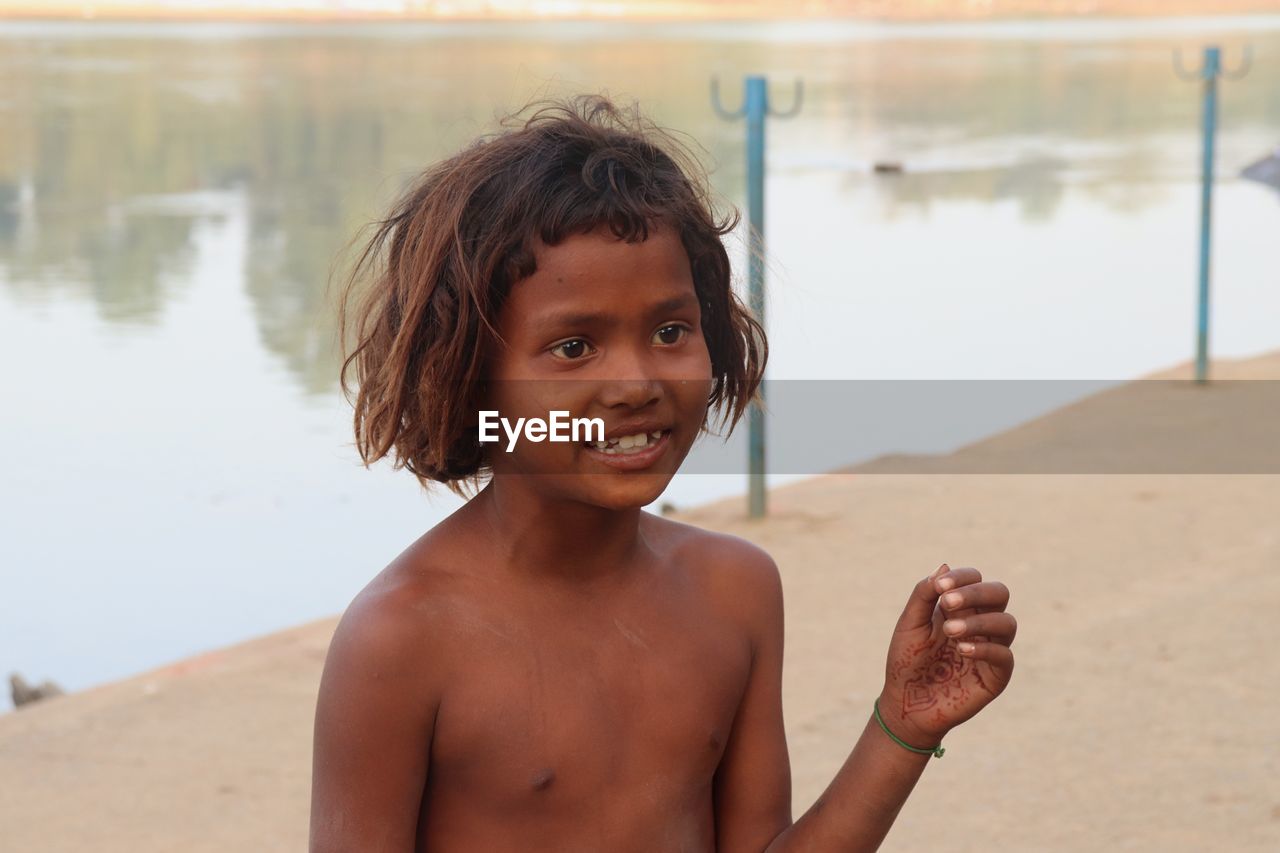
xmin=874 ymin=697 xmax=945 ymax=758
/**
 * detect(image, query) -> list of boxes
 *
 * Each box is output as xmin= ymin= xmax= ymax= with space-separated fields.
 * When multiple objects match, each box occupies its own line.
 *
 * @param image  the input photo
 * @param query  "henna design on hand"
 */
xmin=891 ymin=638 xmax=978 ymax=731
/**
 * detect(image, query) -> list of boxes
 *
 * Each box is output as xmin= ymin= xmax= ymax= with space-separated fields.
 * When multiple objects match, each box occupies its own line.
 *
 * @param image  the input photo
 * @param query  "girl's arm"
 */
xmin=720 ymin=560 xmax=1016 ymax=852
xmin=762 ymin=704 xmax=934 ymax=852
xmin=310 ymin=588 xmax=440 ymax=852
xmin=709 ymin=544 xmax=929 ymax=853
xmin=710 ymin=542 xmax=793 ymax=852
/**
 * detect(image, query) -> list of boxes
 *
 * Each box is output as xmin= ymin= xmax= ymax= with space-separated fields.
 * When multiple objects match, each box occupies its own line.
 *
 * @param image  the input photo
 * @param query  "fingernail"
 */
xmin=937 ymin=577 xmax=955 ymax=592
xmin=943 ymin=592 xmax=963 ymax=609
xmin=958 ymin=641 xmax=975 ymax=653
xmin=944 ymin=619 xmax=965 ymax=634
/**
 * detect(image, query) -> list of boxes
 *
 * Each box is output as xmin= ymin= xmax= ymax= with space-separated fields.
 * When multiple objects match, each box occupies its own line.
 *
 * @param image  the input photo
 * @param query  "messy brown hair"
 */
xmin=333 ymin=93 xmax=768 ymax=497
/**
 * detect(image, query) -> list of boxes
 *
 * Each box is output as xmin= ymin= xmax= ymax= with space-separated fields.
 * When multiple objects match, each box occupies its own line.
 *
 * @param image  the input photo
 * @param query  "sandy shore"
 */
xmin=1 ymin=1 xmax=1278 ymax=22
xmin=2 ymin=350 xmax=1278 ymax=850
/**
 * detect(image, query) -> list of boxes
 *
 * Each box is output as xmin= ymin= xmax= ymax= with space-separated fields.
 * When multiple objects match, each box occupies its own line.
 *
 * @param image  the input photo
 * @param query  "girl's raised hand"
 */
xmin=877 ymin=564 xmax=1017 ymax=749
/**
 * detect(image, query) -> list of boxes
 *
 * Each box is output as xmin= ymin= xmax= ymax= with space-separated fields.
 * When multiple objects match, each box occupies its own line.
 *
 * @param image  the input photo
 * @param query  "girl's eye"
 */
xmin=550 ymin=339 xmax=594 ymax=360
xmin=653 ymin=324 xmax=690 ymax=346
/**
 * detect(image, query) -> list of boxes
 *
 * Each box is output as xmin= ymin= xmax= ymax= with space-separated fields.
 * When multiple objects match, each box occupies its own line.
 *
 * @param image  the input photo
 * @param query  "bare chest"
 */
xmin=427 ymin=597 xmax=750 ymax=813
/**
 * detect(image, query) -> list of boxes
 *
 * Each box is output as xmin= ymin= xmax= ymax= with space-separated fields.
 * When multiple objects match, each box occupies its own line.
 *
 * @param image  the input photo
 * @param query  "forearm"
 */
xmin=764 ymin=700 xmax=936 ymax=852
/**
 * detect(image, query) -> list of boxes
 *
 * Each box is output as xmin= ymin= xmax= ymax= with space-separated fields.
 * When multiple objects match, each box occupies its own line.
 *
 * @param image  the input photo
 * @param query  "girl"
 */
xmin=312 ymin=94 xmax=1016 ymax=852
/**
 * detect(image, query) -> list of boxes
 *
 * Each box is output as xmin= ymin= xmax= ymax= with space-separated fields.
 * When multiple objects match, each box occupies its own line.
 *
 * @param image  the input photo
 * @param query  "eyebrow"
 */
xmin=533 ymin=293 xmax=699 ymax=333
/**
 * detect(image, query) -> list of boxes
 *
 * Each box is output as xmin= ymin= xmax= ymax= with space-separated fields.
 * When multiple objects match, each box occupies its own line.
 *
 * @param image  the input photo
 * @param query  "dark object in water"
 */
xmin=10 ymin=672 xmax=65 ymax=708
xmin=874 ymin=161 xmax=904 ymax=174
xmin=1242 ymin=147 xmax=1280 ymax=190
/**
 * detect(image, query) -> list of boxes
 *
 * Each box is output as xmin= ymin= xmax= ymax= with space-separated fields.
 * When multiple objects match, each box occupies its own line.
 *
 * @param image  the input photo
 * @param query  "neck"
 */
xmin=467 ymin=477 xmax=650 ymax=589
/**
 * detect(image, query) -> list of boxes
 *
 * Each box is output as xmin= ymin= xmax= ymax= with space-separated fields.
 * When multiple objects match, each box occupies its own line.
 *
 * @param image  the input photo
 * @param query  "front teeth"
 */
xmin=589 ymin=430 xmax=665 ymax=455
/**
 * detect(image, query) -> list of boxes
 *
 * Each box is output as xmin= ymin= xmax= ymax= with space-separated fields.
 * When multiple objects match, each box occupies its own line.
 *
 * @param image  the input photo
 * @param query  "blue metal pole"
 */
xmin=1195 ymin=46 xmax=1220 ymax=384
xmin=745 ymin=76 xmax=766 ymax=519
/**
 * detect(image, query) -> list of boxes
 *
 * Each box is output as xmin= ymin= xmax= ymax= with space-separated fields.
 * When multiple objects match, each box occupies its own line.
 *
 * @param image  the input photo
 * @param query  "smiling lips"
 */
xmin=585 ymin=429 xmax=668 ymax=455
xmin=582 ymin=429 xmax=673 ymax=469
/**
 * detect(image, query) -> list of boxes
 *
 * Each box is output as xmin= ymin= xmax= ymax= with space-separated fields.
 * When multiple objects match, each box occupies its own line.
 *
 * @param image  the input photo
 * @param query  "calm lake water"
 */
xmin=3 ymin=16 xmax=1279 ymax=711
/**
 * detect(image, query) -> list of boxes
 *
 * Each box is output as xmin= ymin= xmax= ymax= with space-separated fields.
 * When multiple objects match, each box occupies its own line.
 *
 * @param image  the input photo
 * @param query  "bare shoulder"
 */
xmin=321 ymin=571 xmax=443 ymax=714
xmin=644 ymin=513 xmax=784 ymax=642
xmin=648 ymin=513 xmax=781 ymax=585
xmin=322 ymin=528 xmax=480 ymax=705
xmin=311 ymin=539 xmax=467 ymax=850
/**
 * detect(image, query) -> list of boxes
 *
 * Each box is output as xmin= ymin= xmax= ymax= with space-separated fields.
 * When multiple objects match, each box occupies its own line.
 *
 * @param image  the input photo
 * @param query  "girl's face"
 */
xmin=483 ymin=221 xmax=715 ymax=510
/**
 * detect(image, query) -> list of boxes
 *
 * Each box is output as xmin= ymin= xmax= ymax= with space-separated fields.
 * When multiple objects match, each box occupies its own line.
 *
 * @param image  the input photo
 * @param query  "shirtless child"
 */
xmin=311 ymin=95 xmax=1017 ymax=852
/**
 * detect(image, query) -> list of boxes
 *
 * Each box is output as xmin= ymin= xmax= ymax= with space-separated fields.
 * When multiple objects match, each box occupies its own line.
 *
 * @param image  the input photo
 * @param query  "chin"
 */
xmin=577 ymin=474 xmax=672 ymax=511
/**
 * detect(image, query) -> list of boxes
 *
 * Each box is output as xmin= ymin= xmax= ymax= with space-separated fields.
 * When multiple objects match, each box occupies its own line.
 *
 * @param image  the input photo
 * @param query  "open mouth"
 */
xmin=582 ymin=428 xmax=671 ymax=456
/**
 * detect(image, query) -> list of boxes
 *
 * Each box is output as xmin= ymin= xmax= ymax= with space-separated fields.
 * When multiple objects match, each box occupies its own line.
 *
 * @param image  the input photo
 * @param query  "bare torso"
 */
xmin=380 ymin=511 xmax=753 ymax=853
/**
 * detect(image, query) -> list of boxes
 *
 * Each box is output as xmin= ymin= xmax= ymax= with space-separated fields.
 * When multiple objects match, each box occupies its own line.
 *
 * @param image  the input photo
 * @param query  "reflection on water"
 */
xmin=2 ymin=20 xmax=1277 ymax=387
xmin=2 ymin=18 xmax=1279 ymax=708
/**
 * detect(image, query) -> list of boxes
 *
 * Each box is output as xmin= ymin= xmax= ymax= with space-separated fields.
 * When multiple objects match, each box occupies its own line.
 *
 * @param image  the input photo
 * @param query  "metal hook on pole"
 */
xmin=1222 ymin=44 xmax=1253 ymax=81
xmin=1174 ymin=43 xmax=1252 ymax=81
xmin=710 ymin=75 xmax=805 ymax=120
xmin=770 ymin=79 xmax=805 ymax=119
xmin=1172 ymin=46 xmax=1208 ymax=81
xmin=709 ymin=75 xmax=803 ymax=519
xmin=710 ymin=76 xmax=748 ymax=119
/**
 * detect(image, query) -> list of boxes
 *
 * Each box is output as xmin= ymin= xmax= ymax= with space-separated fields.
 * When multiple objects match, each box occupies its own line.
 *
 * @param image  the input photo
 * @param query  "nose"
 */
xmin=598 ymin=377 xmax=662 ymax=410
xmin=596 ymin=345 xmax=663 ymax=410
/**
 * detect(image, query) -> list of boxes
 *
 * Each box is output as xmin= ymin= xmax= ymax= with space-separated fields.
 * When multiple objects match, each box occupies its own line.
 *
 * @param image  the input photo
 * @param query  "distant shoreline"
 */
xmin=2 ymin=2 xmax=1279 ymax=24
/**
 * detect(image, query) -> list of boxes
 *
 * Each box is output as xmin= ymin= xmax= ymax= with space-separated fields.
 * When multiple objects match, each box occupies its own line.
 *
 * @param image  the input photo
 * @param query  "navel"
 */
xmin=531 ymin=767 xmax=556 ymax=792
